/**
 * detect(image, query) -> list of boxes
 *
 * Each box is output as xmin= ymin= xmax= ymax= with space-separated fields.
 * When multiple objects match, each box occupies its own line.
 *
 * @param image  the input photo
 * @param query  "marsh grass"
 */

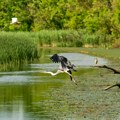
xmin=0 ymin=32 xmax=38 ymax=71
xmin=36 ymin=30 xmax=83 ymax=47
xmin=36 ymin=30 xmax=113 ymax=47
xmin=0 ymin=30 xmax=117 ymax=71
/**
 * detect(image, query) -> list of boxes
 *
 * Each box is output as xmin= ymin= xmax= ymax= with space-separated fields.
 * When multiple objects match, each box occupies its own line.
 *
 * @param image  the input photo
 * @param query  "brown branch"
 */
xmin=104 ymin=83 xmax=120 ymax=90
xmin=93 ymin=65 xmax=120 ymax=74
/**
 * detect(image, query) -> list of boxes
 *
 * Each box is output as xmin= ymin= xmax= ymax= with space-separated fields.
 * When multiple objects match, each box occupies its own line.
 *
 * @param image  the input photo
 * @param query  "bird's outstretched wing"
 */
xmin=50 ymin=54 xmax=68 ymax=69
xmin=50 ymin=54 xmax=76 ymax=70
xmin=66 ymin=61 xmax=77 ymax=71
xmin=50 ymin=54 xmax=67 ymax=63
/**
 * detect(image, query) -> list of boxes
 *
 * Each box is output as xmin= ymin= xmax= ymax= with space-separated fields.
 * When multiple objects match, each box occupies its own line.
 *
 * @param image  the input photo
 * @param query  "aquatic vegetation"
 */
xmin=0 ymin=32 xmax=38 ymax=71
xmin=35 ymin=30 xmax=83 ymax=47
xmin=0 ymin=48 xmax=119 ymax=119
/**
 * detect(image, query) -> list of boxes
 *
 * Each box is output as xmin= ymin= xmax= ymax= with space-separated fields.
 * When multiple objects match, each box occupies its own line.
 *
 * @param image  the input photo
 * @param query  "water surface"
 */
xmin=0 ymin=50 xmax=116 ymax=120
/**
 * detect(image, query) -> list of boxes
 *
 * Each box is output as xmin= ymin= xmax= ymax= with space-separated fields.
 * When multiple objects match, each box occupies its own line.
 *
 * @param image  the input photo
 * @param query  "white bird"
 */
xmin=94 ymin=57 xmax=98 ymax=65
xmin=43 ymin=54 xmax=77 ymax=85
xmin=10 ymin=17 xmax=21 ymax=24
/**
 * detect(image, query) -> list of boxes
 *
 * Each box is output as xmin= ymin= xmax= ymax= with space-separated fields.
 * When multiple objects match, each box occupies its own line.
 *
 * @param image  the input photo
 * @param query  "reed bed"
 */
xmin=0 ymin=32 xmax=38 ymax=71
xmin=35 ymin=30 xmax=83 ymax=47
xmin=0 ymin=30 xmax=113 ymax=71
xmin=35 ymin=29 xmax=112 ymax=47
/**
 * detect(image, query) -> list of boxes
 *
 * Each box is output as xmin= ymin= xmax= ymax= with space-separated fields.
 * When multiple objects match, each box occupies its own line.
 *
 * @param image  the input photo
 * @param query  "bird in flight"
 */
xmin=43 ymin=54 xmax=77 ymax=85
xmin=10 ymin=18 xmax=21 ymax=24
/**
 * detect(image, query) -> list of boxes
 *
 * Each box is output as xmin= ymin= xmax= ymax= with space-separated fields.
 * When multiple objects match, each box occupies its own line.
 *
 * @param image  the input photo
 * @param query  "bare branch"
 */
xmin=104 ymin=83 xmax=120 ymax=90
xmin=92 ymin=65 xmax=120 ymax=74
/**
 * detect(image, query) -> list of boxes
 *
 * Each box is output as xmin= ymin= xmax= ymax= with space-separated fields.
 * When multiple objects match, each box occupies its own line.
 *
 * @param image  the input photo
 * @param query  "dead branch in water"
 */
xmin=92 ymin=65 xmax=120 ymax=90
xmin=93 ymin=65 xmax=120 ymax=74
xmin=104 ymin=83 xmax=120 ymax=90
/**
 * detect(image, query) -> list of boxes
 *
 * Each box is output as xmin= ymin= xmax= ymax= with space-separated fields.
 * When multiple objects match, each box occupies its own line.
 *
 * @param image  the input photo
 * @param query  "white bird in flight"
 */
xmin=10 ymin=18 xmax=21 ymax=24
xmin=43 ymin=54 xmax=77 ymax=85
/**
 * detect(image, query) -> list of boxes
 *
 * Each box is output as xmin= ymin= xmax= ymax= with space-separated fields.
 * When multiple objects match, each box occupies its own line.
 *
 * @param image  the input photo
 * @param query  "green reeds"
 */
xmin=36 ymin=30 xmax=83 ymax=47
xmin=0 ymin=30 xmax=113 ymax=71
xmin=35 ymin=29 xmax=111 ymax=47
xmin=0 ymin=32 xmax=38 ymax=71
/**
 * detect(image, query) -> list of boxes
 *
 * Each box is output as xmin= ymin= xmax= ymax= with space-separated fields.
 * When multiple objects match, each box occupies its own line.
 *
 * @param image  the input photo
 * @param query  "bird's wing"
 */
xmin=50 ymin=54 xmax=68 ymax=63
xmin=50 ymin=54 xmax=76 ymax=71
xmin=61 ymin=60 xmax=68 ymax=69
xmin=66 ymin=61 xmax=77 ymax=71
xmin=50 ymin=54 xmax=59 ymax=63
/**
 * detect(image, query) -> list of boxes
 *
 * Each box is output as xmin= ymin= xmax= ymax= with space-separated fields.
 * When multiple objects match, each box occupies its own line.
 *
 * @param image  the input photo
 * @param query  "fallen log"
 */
xmin=104 ymin=83 xmax=120 ymax=90
xmin=92 ymin=65 xmax=120 ymax=74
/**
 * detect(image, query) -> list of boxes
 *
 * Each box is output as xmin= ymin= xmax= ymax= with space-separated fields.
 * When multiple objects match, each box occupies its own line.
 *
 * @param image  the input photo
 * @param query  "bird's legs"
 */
xmin=64 ymin=70 xmax=72 ymax=77
xmin=67 ymin=70 xmax=77 ymax=85
xmin=58 ymin=68 xmax=77 ymax=85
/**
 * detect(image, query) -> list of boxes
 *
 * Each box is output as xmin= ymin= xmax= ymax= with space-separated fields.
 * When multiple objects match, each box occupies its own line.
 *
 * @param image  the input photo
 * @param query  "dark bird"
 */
xmin=43 ymin=54 xmax=77 ymax=85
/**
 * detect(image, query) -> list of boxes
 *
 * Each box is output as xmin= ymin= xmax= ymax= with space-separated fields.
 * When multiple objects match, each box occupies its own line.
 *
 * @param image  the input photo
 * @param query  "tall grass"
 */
xmin=0 ymin=32 xmax=38 ymax=71
xmin=35 ymin=30 xmax=83 ymax=47
xmin=35 ymin=29 xmax=113 ymax=47
xmin=0 ymin=30 xmax=115 ymax=71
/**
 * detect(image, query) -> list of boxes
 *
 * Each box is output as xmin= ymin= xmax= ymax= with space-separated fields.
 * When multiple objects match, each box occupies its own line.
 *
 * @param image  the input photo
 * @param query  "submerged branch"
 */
xmin=104 ymin=83 xmax=120 ymax=90
xmin=92 ymin=65 xmax=120 ymax=74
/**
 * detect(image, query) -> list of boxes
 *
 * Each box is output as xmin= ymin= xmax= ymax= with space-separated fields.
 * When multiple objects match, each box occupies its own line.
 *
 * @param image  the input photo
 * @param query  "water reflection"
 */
xmin=0 ymin=49 xmax=108 ymax=120
xmin=0 ymin=101 xmax=24 ymax=120
xmin=0 ymin=76 xmax=63 ymax=119
xmin=30 ymin=53 xmax=107 ymax=71
xmin=54 ymin=53 xmax=107 ymax=67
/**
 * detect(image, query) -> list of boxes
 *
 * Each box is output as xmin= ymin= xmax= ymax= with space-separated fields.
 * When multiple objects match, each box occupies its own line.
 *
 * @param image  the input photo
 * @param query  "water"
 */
xmin=0 ymin=50 xmax=109 ymax=120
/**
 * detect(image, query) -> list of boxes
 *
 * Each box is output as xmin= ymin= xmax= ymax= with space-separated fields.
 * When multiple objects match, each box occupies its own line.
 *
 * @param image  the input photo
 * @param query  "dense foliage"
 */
xmin=0 ymin=0 xmax=120 ymax=47
xmin=0 ymin=0 xmax=119 ymax=31
xmin=0 ymin=32 xmax=38 ymax=71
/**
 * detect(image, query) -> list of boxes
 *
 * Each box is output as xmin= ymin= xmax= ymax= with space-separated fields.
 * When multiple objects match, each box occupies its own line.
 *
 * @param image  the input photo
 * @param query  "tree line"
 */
xmin=0 ymin=0 xmax=120 ymax=46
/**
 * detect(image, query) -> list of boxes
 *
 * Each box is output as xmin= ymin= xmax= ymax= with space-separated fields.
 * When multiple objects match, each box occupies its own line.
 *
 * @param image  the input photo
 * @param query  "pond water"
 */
xmin=0 ymin=49 xmax=110 ymax=120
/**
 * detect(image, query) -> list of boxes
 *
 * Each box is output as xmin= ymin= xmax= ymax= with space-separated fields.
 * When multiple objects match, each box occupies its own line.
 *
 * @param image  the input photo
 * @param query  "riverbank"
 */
xmin=48 ymin=66 xmax=120 ymax=119
xmin=0 ymin=48 xmax=119 ymax=119
xmin=41 ymin=47 xmax=120 ymax=61
xmin=42 ymin=48 xmax=120 ymax=119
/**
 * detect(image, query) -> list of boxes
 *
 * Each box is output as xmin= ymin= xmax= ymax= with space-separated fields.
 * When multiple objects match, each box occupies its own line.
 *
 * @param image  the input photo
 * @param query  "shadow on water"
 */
xmin=0 ymin=48 xmax=113 ymax=120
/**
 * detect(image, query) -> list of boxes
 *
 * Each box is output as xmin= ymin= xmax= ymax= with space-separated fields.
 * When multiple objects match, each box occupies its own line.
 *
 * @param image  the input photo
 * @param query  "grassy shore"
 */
xmin=41 ymin=47 xmax=120 ymax=61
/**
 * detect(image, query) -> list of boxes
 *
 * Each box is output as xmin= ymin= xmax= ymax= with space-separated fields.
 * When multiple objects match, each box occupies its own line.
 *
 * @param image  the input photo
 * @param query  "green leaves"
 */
xmin=0 ymin=0 xmax=119 ymax=32
xmin=0 ymin=0 xmax=120 ymax=47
